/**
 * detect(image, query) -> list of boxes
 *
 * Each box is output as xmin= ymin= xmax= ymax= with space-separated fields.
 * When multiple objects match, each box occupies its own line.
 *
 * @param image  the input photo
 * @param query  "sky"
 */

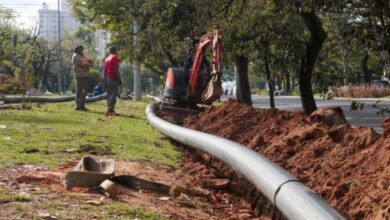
xmin=0 ymin=0 xmax=60 ymax=28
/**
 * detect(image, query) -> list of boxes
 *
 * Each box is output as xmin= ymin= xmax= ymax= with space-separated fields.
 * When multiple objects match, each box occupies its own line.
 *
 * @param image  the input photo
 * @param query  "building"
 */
xmin=38 ymin=1 xmax=79 ymax=41
xmin=38 ymin=3 xmax=59 ymax=41
xmin=38 ymin=1 xmax=108 ymax=59
xmin=60 ymin=0 xmax=78 ymax=35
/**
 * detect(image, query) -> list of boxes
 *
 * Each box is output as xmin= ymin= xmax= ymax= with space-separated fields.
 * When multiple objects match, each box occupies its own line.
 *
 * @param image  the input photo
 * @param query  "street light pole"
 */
xmin=133 ymin=20 xmax=141 ymax=101
xmin=57 ymin=0 xmax=62 ymax=93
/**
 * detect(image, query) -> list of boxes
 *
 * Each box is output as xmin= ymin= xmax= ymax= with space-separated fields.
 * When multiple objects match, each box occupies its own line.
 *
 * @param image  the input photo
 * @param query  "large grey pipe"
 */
xmin=146 ymin=103 xmax=345 ymax=220
xmin=0 ymin=93 xmax=107 ymax=104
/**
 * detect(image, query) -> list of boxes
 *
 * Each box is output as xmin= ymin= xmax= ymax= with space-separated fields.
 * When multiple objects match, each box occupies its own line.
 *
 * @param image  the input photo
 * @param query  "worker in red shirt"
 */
xmin=104 ymin=46 xmax=121 ymax=117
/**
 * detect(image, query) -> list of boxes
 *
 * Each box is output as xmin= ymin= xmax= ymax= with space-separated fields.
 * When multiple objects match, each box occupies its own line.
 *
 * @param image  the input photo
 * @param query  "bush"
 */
xmin=69 ymin=69 xmax=104 ymax=93
xmin=291 ymin=88 xmax=300 ymax=96
xmin=333 ymin=85 xmax=390 ymax=98
xmin=254 ymin=89 xmax=269 ymax=96
xmin=0 ymin=76 xmax=20 ymax=94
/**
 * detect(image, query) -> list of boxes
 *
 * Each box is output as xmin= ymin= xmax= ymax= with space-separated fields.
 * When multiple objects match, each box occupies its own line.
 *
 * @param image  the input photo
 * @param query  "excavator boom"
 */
xmin=189 ymin=28 xmax=222 ymax=97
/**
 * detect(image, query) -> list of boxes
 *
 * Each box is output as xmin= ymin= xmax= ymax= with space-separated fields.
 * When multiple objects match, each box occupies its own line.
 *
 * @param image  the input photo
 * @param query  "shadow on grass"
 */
xmin=87 ymin=110 xmax=140 ymax=119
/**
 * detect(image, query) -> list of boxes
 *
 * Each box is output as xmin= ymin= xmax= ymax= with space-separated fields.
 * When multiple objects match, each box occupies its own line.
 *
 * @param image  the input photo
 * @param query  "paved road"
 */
xmin=225 ymin=96 xmax=390 ymax=132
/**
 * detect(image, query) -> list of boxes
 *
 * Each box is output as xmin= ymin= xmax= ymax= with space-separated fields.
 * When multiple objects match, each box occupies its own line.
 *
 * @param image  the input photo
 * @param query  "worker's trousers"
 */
xmin=75 ymin=77 xmax=89 ymax=109
xmin=106 ymin=78 xmax=119 ymax=112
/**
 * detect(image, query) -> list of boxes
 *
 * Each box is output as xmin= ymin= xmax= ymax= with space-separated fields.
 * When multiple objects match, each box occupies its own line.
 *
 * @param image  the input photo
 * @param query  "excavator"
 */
xmin=162 ymin=28 xmax=223 ymax=108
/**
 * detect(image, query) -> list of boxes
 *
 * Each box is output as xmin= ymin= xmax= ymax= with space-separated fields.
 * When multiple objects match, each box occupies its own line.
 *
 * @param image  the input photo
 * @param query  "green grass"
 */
xmin=0 ymin=99 xmax=181 ymax=169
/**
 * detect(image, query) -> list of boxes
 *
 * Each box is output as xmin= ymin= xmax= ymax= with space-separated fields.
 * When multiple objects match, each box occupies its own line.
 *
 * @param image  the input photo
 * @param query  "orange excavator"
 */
xmin=162 ymin=28 xmax=222 ymax=108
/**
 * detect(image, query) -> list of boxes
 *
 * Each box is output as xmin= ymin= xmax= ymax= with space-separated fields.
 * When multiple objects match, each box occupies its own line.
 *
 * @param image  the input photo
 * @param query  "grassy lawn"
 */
xmin=0 ymin=99 xmax=180 ymax=170
xmin=0 ymin=99 xmax=180 ymax=219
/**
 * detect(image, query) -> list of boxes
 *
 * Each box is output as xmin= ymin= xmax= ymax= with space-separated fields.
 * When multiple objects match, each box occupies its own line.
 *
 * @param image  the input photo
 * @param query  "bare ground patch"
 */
xmin=0 ymin=158 xmax=256 ymax=219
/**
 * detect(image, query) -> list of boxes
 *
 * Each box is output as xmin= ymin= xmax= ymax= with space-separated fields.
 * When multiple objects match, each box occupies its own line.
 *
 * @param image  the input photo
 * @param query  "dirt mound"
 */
xmin=382 ymin=117 xmax=390 ymax=137
xmin=309 ymin=107 xmax=347 ymax=126
xmin=183 ymin=99 xmax=390 ymax=220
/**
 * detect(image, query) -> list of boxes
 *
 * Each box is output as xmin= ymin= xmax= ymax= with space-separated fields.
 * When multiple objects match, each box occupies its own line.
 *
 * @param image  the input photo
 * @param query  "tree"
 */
xmin=69 ymin=0 xmax=203 ymax=73
xmin=0 ymin=7 xmax=34 ymax=96
xmin=69 ymin=0 xmax=389 ymax=111
xmin=298 ymin=10 xmax=326 ymax=114
xmin=16 ymin=49 xmax=33 ymax=107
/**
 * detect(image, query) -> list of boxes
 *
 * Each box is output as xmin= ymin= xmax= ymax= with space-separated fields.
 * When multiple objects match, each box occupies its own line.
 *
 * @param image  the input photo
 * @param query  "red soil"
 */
xmin=183 ymin=99 xmax=390 ymax=220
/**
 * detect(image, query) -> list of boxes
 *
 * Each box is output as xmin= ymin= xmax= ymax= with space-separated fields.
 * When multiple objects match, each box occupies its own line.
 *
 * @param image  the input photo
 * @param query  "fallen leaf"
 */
xmin=0 ymin=125 xmax=6 ymax=129
xmin=21 ymin=165 xmax=35 ymax=169
xmin=17 ymin=192 xmax=30 ymax=197
xmin=37 ymin=212 xmax=57 ymax=219
xmin=38 ymin=213 xmax=51 ymax=218
xmin=30 ymin=187 xmax=41 ymax=191
xmin=3 ymin=136 xmax=11 ymax=140
xmin=66 ymin=148 xmax=77 ymax=153
xmin=159 ymin=196 xmax=170 ymax=201
xmin=204 ymin=179 xmax=230 ymax=189
xmin=85 ymin=200 xmax=103 ymax=205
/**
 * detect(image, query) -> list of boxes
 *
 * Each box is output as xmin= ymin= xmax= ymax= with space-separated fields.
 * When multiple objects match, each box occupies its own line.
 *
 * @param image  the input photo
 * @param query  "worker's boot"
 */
xmin=105 ymin=111 xmax=115 ymax=118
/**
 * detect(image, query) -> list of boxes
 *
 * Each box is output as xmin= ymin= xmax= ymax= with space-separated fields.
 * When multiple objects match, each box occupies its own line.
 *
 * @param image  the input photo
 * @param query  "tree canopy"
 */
xmin=2 ymin=1 xmax=389 ymax=113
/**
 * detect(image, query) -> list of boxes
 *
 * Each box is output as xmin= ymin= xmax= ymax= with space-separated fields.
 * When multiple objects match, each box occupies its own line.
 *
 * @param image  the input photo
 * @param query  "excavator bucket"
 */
xmin=201 ymin=71 xmax=223 ymax=105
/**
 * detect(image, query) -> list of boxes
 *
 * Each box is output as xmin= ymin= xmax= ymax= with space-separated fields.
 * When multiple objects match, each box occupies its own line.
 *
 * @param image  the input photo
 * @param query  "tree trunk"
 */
xmin=235 ymin=56 xmax=252 ymax=105
xmin=362 ymin=52 xmax=370 ymax=84
xmin=292 ymin=76 xmax=296 ymax=89
xmin=32 ymin=55 xmax=45 ymax=89
xmin=263 ymin=41 xmax=275 ymax=108
xmin=33 ymin=79 xmax=40 ymax=89
xmin=343 ymin=47 xmax=348 ymax=85
xmin=282 ymin=63 xmax=291 ymax=94
xmin=43 ymin=52 xmax=53 ymax=92
xmin=356 ymin=71 xmax=361 ymax=85
xmin=276 ymin=75 xmax=282 ymax=92
xmin=299 ymin=11 xmax=326 ymax=114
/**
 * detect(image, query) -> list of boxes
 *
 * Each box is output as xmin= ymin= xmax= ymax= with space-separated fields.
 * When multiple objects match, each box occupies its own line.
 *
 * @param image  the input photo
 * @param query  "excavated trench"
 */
xmin=157 ymin=99 xmax=390 ymax=220
xmin=157 ymin=108 xmax=285 ymax=219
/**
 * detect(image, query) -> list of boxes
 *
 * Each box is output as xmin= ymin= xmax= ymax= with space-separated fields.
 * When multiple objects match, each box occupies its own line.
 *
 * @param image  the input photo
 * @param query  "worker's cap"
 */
xmin=109 ymin=46 xmax=117 ymax=53
xmin=74 ymin=45 xmax=84 ymax=52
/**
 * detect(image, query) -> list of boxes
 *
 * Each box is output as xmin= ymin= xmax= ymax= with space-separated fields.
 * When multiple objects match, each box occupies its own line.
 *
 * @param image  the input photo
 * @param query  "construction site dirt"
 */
xmin=175 ymin=99 xmax=389 ymax=220
xmin=1 ymin=100 xmax=388 ymax=219
xmin=0 ymin=152 xmax=263 ymax=219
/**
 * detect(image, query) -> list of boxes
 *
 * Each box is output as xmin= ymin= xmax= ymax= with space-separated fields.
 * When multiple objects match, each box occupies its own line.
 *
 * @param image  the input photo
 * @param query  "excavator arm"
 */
xmin=188 ymin=28 xmax=222 ymax=97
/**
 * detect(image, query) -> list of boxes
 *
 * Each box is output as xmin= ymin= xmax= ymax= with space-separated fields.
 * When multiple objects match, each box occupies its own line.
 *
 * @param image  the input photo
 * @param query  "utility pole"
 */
xmin=133 ymin=21 xmax=141 ymax=101
xmin=57 ymin=0 xmax=62 ymax=93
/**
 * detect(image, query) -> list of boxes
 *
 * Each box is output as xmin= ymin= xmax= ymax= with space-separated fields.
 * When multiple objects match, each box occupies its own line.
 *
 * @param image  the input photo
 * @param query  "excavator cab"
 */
xmin=163 ymin=68 xmax=189 ymax=100
xmin=162 ymin=28 xmax=222 ymax=107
